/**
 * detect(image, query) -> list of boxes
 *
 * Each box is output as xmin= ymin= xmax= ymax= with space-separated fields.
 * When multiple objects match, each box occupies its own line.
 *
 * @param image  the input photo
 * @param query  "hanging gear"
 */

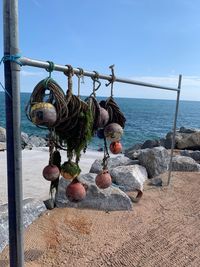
xmin=104 ymin=65 xmax=126 ymax=128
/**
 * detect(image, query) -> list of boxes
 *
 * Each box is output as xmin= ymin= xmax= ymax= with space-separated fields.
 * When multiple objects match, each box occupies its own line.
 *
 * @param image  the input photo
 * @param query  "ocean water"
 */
xmin=0 ymin=91 xmax=200 ymax=150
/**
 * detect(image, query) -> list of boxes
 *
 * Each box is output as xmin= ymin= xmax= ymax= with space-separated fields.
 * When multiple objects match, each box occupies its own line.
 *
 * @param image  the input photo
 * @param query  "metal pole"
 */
xmin=20 ymin=57 xmax=180 ymax=92
xmin=3 ymin=0 xmax=24 ymax=266
xmin=167 ymin=75 xmax=182 ymax=186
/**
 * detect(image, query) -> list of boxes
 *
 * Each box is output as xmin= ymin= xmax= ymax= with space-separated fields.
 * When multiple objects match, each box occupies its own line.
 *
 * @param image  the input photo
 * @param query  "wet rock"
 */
xmin=110 ymin=165 xmax=147 ymax=191
xmin=90 ymin=155 xmax=138 ymax=174
xmin=55 ymin=174 xmax=132 ymax=211
xmin=138 ymin=147 xmax=170 ymax=178
xmin=172 ymin=156 xmax=200 ymax=172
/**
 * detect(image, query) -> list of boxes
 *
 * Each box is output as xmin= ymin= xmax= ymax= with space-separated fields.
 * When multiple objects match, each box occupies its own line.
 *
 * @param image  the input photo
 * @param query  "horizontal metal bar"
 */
xmin=20 ymin=57 xmax=180 ymax=92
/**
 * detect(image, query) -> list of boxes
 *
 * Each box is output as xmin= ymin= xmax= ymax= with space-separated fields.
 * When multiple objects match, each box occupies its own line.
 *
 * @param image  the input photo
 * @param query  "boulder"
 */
xmin=172 ymin=155 xmax=200 ymax=172
xmin=124 ymin=143 xmax=143 ymax=159
xmin=55 ymin=174 xmax=132 ymax=211
xmin=141 ymin=139 xmax=160 ymax=149
xmin=0 ymin=198 xmax=46 ymax=253
xmin=28 ymin=135 xmax=47 ymax=147
xmin=179 ymin=126 xmax=198 ymax=134
xmin=176 ymin=132 xmax=200 ymax=150
xmin=0 ymin=127 xmax=6 ymax=142
xmin=166 ymin=128 xmax=200 ymax=150
xmin=90 ymin=155 xmax=138 ymax=174
xmin=21 ymin=132 xmax=30 ymax=149
xmin=0 ymin=142 xmax=6 ymax=151
xmin=138 ymin=147 xmax=170 ymax=178
xmin=180 ymin=150 xmax=200 ymax=162
xmin=110 ymin=165 xmax=147 ymax=191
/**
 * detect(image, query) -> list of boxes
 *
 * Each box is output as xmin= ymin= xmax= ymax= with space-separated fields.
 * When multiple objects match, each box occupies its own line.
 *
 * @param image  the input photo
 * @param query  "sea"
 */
xmin=0 ymin=91 xmax=199 ymax=150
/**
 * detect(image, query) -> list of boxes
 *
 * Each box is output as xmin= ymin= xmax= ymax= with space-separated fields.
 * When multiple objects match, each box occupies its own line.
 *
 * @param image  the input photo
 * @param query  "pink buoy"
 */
xmin=42 ymin=164 xmax=60 ymax=181
xmin=95 ymin=170 xmax=112 ymax=189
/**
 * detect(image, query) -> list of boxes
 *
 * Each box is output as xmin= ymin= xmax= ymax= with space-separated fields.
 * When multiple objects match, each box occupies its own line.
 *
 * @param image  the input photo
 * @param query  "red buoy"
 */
xmin=66 ymin=179 xmax=86 ymax=202
xmin=110 ymin=141 xmax=122 ymax=154
xmin=42 ymin=164 xmax=60 ymax=181
xmin=95 ymin=170 xmax=112 ymax=189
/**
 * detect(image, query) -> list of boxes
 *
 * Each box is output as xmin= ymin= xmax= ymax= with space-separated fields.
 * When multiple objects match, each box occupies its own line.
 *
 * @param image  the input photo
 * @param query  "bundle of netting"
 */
xmin=26 ymin=78 xmax=68 ymax=128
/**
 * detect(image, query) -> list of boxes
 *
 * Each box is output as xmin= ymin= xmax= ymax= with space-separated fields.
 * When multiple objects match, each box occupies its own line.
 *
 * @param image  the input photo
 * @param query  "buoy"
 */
xmin=66 ymin=179 xmax=86 ymax=202
xmin=104 ymin=123 xmax=123 ymax=142
xmin=30 ymin=102 xmax=57 ymax=127
xmin=95 ymin=170 xmax=112 ymax=189
xmin=110 ymin=141 xmax=122 ymax=154
xmin=98 ymin=107 xmax=109 ymax=128
xmin=61 ymin=161 xmax=81 ymax=180
xmin=42 ymin=164 xmax=60 ymax=181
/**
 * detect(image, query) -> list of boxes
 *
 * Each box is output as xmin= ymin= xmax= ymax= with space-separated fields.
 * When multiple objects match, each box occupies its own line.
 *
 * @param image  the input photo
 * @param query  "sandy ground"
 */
xmin=0 ymin=171 xmax=200 ymax=266
xmin=0 ymin=148 xmax=105 ymax=205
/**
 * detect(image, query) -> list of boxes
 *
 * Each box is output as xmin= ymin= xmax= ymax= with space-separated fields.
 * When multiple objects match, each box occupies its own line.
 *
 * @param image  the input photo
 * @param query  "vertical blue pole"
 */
xmin=3 ymin=0 xmax=24 ymax=266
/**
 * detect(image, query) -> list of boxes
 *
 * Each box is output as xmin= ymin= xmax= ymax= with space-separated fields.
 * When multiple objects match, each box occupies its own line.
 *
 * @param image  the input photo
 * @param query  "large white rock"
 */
xmin=138 ymin=147 xmax=170 ymax=178
xmin=110 ymin=165 xmax=147 ymax=191
xmin=55 ymin=174 xmax=132 ymax=211
xmin=172 ymin=155 xmax=200 ymax=172
xmin=90 ymin=155 xmax=138 ymax=174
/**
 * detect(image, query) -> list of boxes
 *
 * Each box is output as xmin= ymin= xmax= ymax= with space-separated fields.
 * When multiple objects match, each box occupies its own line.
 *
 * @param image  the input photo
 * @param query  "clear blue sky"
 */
xmin=1 ymin=0 xmax=200 ymax=100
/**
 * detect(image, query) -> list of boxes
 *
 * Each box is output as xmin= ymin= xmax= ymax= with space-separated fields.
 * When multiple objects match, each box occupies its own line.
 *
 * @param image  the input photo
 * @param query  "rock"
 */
xmin=176 ymin=132 xmax=200 ymax=150
xmin=124 ymin=143 xmax=143 ymax=159
xmin=21 ymin=132 xmax=30 ymax=149
xmin=179 ymin=126 xmax=198 ymax=134
xmin=172 ymin=156 xmax=200 ymax=172
xmin=55 ymin=174 xmax=132 ymax=211
xmin=0 ymin=127 xmax=6 ymax=142
xmin=138 ymin=147 xmax=170 ymax=178
xmin=180 ymin=150 xmax=200 ymax=162
xmin=110 ymin=165 xmax=147 ymax=191
xmin=141 ymin=139 xmax=160 ymax=149
xmin=166 ymin=128 xmax=200 ymax=150
xmin=28 ymin=135 xmax=47 ymax=147
xmin=0 ymin=198 xmax=46 ymax=253
xmin=90 ymin=155 xmax=138 ymax=174
xmin=148 ymin=177 xmax=163 ymax=187
xmin=159 ymin=137 xmax=172 ymax=149
xmin=0 ymin=142 xmax=6 ymax=151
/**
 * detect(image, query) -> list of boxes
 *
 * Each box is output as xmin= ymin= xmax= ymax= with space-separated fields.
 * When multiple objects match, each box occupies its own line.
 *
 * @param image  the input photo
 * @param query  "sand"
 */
xmin=0 ymin=149 xmax=200 ymax=266
xmin=0 ymin=148 xmax=105 ymax=205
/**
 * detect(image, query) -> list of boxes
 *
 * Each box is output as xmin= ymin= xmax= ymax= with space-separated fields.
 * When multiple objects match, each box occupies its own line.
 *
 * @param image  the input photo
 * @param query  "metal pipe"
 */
xmin=167 ymin=75 xmax=182 ymax=186
xmin=3 ymin=0 xmax=24 ymax=266
xmin=20 ymin=57 xmax=180 ymax=92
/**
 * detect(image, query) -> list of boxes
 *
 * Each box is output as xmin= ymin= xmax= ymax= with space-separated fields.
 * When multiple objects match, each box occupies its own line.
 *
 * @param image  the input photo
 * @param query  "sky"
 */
xmin=0 ymin=0 xmax=200 ymax=100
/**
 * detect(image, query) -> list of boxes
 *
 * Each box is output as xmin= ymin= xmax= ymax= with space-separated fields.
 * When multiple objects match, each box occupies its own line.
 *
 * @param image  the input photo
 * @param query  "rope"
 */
xmin=76 ymin=67 xmax=84 ymax=98
xmin=102 ymin=136 xmax=110 ymax=170
xmin=0 ymin=53 xmax=23 ymax=66
xmin=105 ymin=64 xmax=116 ymax=98
xmin=91 ymin=71 xmax=101 ymax=98
xmin=0 ymin=81 xmax=12 ymax=99
xmin=26 ymin=78 xmax=68 ymax=128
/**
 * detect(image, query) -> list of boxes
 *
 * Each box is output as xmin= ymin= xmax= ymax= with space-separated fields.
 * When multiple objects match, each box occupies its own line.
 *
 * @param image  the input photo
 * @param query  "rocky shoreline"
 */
xmin=1 ymin=126 xmax=200 ymax=253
